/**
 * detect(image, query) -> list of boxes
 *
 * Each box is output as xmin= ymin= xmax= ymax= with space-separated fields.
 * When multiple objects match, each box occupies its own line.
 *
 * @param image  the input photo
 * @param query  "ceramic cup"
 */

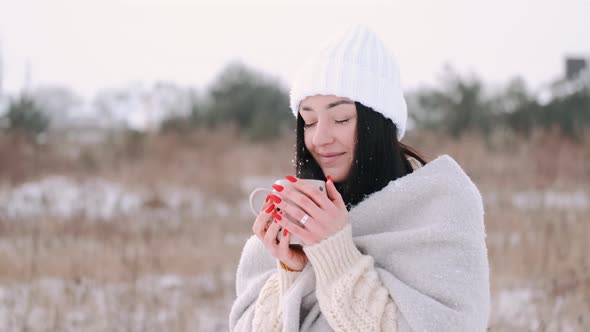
xmin=249 ymin=178 xmax=326 ymax=245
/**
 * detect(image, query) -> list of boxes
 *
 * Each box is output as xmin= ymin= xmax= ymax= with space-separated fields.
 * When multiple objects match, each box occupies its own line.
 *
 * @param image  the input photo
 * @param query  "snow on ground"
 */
xmin=0 ymin=175 xmax=238 ymax=221
xmin=492 ymin=287 xmax=544 ymax=330
xmin=0 ymin=175 xmax=587 ymax=330
xmin=0 ymin=272 xmax=234 ymax=332
xmin=511 ymin=190 xmax=589 ymax=210
xmin=1 ymin=276 xmax=581 ymax=331
xmin=0 ymin=175 xmax=276 ymax=225
xmin=0 ymin=175 xmax=585 ymax=222
xmin=491 ymin=286 xmax=584 ymax=331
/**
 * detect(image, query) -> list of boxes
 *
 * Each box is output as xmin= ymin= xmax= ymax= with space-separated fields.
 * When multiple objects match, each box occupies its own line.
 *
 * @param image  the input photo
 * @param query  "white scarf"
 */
xmin=230 ymin=155 xmax=490 ymax=331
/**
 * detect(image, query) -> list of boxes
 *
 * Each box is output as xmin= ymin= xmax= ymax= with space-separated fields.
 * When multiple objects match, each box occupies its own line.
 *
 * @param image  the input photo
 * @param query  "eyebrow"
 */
xmin=300 ymin=99 xmax=354 ymax=111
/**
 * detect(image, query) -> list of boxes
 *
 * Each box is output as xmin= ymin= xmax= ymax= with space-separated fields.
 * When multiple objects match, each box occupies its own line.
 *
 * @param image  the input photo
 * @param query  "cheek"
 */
xmin=344 ymin=124 xmax=357 ymax=152
xmin=304 ymin=131 xmax=314 ymax=152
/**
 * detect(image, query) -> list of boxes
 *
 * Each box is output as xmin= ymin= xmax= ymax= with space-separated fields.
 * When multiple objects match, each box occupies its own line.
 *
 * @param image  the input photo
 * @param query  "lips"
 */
xmin=318 ymin=152 xmax=345 ymax=164
xmin=320 ymin=152 xmax=344 ymax=157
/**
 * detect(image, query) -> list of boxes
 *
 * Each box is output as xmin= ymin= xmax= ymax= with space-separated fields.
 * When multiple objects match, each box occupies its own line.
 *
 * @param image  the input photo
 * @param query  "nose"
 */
xmin=311 ymin=120 xmax=334 ymax=147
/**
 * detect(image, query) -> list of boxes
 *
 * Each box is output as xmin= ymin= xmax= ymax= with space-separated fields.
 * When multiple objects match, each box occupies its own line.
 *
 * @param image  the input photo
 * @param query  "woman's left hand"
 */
xmin=268 ymin=176 xmax=349 ymax=246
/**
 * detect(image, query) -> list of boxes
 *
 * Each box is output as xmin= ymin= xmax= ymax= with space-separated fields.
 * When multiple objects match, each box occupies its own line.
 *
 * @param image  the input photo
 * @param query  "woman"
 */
xmin=230 ymin=24 xmax=490 ymax=331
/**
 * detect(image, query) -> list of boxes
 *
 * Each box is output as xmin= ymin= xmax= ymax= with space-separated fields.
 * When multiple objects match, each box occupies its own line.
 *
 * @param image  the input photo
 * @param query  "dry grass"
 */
xmin=0 ymin=126 xmax=589 ymax=331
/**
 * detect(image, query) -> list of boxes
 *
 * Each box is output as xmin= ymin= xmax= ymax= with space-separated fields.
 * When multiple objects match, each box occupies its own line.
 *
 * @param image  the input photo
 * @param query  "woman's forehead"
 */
xmin=300 ymin=95 xmax=355 ymax=111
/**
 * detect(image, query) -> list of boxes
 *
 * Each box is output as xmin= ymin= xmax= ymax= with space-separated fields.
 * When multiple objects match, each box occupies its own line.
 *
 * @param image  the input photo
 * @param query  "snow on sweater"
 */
xmin=229 ymin=154 xmax=490 ymax=331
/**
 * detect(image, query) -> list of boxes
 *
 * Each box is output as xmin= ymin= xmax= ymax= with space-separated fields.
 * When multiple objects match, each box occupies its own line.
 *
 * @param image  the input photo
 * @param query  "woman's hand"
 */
xmin=252 ymin=200 xmax=308 ymax=271
xmin=268 ymin=176 xmax=348 ymax=246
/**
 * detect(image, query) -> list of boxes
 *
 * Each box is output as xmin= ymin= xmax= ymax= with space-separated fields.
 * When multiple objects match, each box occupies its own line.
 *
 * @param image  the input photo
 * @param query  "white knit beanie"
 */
xmin=289 ymin=24 xmax=408 ymax=140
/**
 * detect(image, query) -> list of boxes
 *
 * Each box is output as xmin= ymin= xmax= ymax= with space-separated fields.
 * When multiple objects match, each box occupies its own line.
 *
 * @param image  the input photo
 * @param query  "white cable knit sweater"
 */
xmin=229 ymin=155 xmax=490 ymax=331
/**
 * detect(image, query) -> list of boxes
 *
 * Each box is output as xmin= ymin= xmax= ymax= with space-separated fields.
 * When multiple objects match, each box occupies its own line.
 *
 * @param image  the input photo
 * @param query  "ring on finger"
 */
xmin=300 ymin=214 xmax=310 ymax=226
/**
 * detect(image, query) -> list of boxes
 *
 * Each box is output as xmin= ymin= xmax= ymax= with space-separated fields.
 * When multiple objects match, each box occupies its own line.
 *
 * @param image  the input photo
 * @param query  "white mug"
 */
xmin=249 ymin=178 xmax=326 ymax=245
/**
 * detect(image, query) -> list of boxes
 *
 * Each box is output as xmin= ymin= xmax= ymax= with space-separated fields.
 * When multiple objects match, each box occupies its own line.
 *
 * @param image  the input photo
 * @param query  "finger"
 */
xmin=274 ymin=212 xmax=311 ymax=244
xmin=326 ymin=177 xmax=346 ymax=209
xmin=263 ymin=215 xmax=282 ymax=251
xmin=278 ymin=227 xmax=291 ymax=255
xmin=275 ymin=198 xmax=323 ymax=233
xmin=259 ymin=198 xmax=273 ymax=213
xmin=252 ymin=203 xmax=275 ymax=238
xmin=254 ymin=218 xmax=273 ymax=241
xmin=269 ymin=190 xmax=324 ymax=226
xmin=282 ymin=176 xmax=332 ymax=209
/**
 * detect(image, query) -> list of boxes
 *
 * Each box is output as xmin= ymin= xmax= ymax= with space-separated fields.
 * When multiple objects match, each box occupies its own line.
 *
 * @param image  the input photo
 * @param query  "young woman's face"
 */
xmin=299 ymin=95 xmax=358 ymax=183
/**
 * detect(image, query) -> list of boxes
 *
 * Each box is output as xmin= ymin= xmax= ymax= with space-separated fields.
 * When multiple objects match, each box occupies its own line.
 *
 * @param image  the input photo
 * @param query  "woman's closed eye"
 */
xmin=303 ymin=119 xmax=350 ymax=129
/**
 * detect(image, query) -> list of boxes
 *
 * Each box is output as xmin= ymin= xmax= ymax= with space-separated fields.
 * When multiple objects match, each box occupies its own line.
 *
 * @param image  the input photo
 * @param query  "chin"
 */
xmin=322 ymin=168 xmax=348 ymax=183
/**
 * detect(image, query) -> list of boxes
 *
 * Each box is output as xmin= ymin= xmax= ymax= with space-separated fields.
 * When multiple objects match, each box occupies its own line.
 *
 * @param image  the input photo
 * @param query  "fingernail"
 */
xmin=283 ymin=229 xmax=288 ymax=237
xmin=273 ymin=212 xmax=282 ymax=220
xmin=265 ymin=204 xmax=275 ymax=213
xmin=327 ymin=175 xmax=333 ymax=182
xmin=286 ymin=175 xmax=297 ymax=183
xmin=265 ymin=195 xmax=271 ymax=202
xmin=272 ymin=184 xmax=284 ymax=192
xmin=269 ymin=194 xmax=282 ymax=203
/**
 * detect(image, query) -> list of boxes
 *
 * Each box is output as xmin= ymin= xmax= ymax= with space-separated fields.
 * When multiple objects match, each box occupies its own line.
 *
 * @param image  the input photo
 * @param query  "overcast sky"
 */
xmin=0 ymin=0 xmax=589 ymax=98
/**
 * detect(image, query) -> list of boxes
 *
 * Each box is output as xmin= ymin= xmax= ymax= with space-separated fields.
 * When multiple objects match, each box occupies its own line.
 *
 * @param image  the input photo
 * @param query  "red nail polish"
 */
xmin=327 ymin=175 xmax=333 ymax=182
xmin=269 ymin=194 xmax=282 ymax=203
xmin=286 ymin=175 xmax=297 ymax=183
xmin=283 ymin=229 xmax=288 ymax=237
xmin=265 ymin=204 xmax=275 ymax=213
xmin=273 ymin=212 xmax=282 ymax=221
xmin=272 ymin=184 xmax=284 ymax=192
xmin=265 ymin=195 xmax=271 ymax=202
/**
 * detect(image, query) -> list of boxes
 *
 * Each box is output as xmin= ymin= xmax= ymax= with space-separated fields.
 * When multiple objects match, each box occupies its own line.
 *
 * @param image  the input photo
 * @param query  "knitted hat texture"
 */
xmin=289 ymin=24 xmax=408 ymax=140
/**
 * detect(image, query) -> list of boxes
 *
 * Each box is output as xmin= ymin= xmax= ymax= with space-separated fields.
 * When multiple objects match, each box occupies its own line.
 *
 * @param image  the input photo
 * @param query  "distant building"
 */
xmin=565 ymin=57 xmax=587 ymax=80
xmin=537 ymin=56 xmax=590 ymax=104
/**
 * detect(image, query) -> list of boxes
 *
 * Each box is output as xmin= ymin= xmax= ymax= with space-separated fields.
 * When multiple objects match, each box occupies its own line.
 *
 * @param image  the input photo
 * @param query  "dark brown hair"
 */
xmin=295 ymin=101 xmax=427 ymax=210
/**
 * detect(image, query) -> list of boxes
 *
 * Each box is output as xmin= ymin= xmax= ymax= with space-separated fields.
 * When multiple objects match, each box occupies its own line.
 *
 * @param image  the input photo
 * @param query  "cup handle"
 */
xmin=249 ymin=188 xmax=273 ymax=217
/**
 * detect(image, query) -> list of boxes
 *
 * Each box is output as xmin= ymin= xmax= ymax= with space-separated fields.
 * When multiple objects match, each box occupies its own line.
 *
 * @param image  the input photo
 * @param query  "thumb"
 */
xmin=326 ymin=176 xmax=346 ymax=209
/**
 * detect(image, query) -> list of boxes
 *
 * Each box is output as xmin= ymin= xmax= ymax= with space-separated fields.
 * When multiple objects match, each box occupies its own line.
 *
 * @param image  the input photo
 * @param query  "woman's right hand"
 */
xmin=252 ymin=200 xmax=308 ymax=272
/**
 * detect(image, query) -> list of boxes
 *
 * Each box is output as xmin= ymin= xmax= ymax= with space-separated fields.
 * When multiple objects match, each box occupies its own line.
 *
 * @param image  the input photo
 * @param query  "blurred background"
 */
xmin=0 ymin=0 xmax=589 ymax=331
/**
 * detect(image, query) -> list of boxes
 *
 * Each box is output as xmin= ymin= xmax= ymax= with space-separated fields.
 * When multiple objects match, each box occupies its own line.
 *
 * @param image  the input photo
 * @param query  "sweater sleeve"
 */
xmin=251 ymin=260 xmax=301 ymax=331
xmin=303 ymin=224 xmax=398 ymax=332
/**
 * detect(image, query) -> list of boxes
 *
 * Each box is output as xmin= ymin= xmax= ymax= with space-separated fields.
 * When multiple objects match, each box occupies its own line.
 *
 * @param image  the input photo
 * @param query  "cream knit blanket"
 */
xmin=230 ymin=155 xmax=490 ymax=331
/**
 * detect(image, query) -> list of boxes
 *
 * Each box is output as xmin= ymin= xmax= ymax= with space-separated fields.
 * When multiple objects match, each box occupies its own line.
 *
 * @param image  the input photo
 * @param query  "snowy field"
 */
xmin=1 ymin=175 xmax=587 ymax=221
xmin=0 ymin=175 xmax=588 ymax=331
